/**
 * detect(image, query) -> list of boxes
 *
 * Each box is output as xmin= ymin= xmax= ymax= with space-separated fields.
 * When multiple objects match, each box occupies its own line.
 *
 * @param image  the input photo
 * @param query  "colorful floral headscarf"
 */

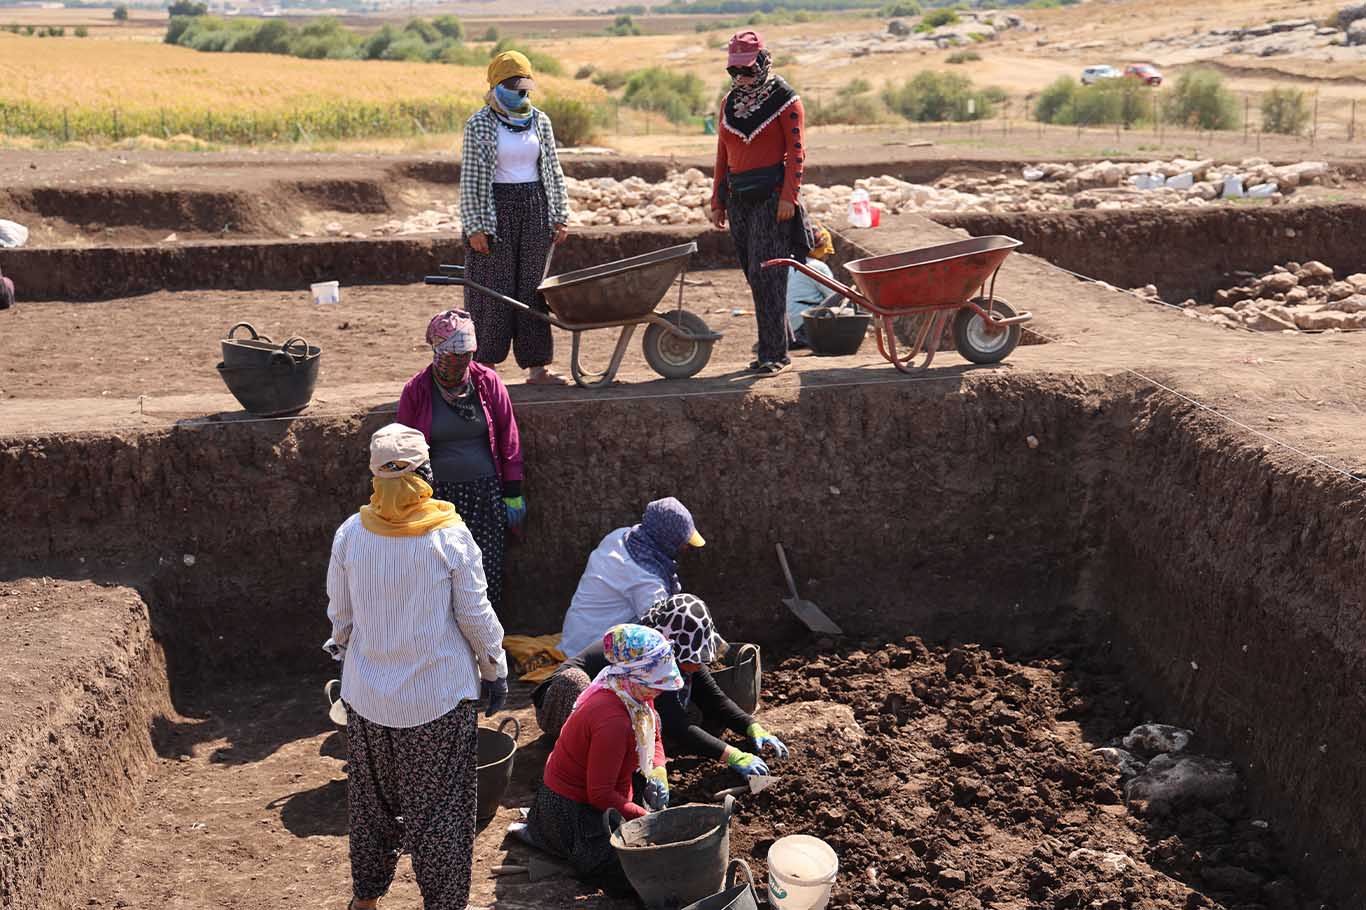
xmin=573 ymin=623 xmax=684 ymax=780
xmin=427 ymin=308 xmax=478 ymax=356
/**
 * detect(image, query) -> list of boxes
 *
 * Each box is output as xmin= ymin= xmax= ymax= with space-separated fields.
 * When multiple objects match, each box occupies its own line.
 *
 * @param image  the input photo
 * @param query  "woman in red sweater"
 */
xmin=709 ymin=29 xmax=811 ymax=375
xmin=519 ymin=624 xmax=683 ymax=891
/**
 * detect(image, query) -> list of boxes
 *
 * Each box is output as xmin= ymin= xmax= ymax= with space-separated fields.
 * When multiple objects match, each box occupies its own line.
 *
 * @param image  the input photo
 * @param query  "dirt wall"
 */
xmin=0 ymin=226 xmax=735 ymax=301
xmin=935 ymin=203 xmax=1366 ymax=300
xmin=1084 ymin=391 xmax=1366 ymax=905
xmin=0 ymin=580 xmax=171 ymax=910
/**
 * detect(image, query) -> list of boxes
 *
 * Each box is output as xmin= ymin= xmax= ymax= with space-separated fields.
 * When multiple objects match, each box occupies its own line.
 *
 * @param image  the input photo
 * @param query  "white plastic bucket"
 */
xmin=311 ymin=280 xmax=340 ymax=305
xmin=767 ymin=835 xmax=837 ymax=910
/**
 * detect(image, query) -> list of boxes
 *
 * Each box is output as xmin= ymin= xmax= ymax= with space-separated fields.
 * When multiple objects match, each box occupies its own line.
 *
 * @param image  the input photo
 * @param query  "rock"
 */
xmin=1126 ymin=753 xmax=1238 ymax=805
xmin=1296 ymin=309 xmax=1352 ymax=330
xmin=1067 ymin=848 xmax=1133 ymax=874
xmin=1327 ymin=294 xmax=1366 ymax=313
xmin=1284 ymin=287 xmax=1310 ymax=305
xmin=888 ymin=18 xmax=910 ymax=36
xmin=938 ymin=868 xmax=968 ymax=888
xmin=1350 ymin=18 xmax=1366 ymax=43
xmin=1297 ymin=260 xmax=1335 ymax=282
xmin=1245 ymin=310 xmax=1299 ymax=332
xmin=1201 ymin=865 xmax=1265 ymax=896
xmin=1324 ymin=280 xmax=1355 ymax=300
xmin=1346 ymin=272 xmax=1366 ymax=291
xmin=1091 ymin=747 xmax=1145 ymax=777
xmin=1257 ymin=272 xmax=1298 ymax=295
xmin=1123 ymin=723 xmax=1193 ymax=754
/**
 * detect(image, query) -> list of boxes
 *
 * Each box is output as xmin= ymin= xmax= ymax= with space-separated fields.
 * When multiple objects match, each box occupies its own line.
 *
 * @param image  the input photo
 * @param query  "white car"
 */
xmin=1080 ymin=65 xmax=1120 ymax=85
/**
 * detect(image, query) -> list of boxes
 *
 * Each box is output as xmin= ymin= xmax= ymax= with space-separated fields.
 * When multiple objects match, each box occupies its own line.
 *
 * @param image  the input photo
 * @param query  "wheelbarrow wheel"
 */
xmin=954 ymin=297 xmax=1022 ymax=365
xmin=643 ymin=310 xmax=715 ymax=380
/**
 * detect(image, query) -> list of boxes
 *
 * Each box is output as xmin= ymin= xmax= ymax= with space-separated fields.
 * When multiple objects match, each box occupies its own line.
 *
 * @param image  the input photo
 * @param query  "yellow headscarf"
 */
xmin=810 ymin=224 xmax=834 ymax=260
xmin=487 ymin=50 xmax=533 ymax=88
xmin=359 ymin=473 xmax=462 ymax=538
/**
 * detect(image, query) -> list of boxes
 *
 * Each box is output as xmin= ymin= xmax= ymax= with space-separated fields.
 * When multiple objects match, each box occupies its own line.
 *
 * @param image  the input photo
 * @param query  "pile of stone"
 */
xmin=371 ymin=204 xmax=461 ymax=237
xmin=1017 ymin=157 xmax=1333 ymax=206
xmin=1136 ymin=261 xmax=1366 ymax=332
xmin=1136 ymin=12 xmax=1363 ymax=61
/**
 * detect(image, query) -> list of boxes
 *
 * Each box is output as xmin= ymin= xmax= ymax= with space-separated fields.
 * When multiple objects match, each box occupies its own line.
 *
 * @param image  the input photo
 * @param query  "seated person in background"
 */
xmin=516 ymin=624 xmax=683 ymax=893
xmin=558 ymin=497 xmax=705 ymax=656
xmin=785 ymin=224 xmax=841 ymax=350
xmin=535 ymin=594 xmax=789 ymax=777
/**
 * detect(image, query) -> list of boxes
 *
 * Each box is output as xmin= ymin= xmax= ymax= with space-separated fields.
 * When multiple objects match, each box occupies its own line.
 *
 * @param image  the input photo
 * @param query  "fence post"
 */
xmin=1244 ymin=95 xmax=1249 ymax=142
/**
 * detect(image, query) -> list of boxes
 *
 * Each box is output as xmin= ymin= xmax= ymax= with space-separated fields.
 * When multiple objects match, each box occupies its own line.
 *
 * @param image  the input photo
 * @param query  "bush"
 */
xmin=437 ymin=42 xmax=488 ymax=65
xmin=1163 ymin=68 xmax=1238 ymax=130
xmin=113 ymin=4 xmax=128 ymax=20
xmin=622 ymin=67 xmax=708 ymax=122
xmin=607 ymin=13 xmax=640 ymax=35
xmin=946 ymin=50 xmax=980 ymax=63
xmin=809 ymin=80 xmax=882 ymax=125
xmin=575 ymin=64 xmax=596 ymax=79
xmin=1261 ymin=86 xmax=1310 ymax=135
xmin=880 ymin=0 xmax=921 ymax=16
xmin=403 ymin=17 xmax=442 ymax=44
xmin=538 ymin=96 xmax=598 ymax=146
xmin=492 ymin=38 xmax=564 ymax=76
xmin=922 ymin=8 xmax=958 ymax=27
xmin=882 ymin=71 xmax=997 ymax=121
xmin=168 ymin=0 xmax=206 ymax=15
xmin=74 ymin=25 xmax=88 ymax=35
xmin=1033 ymin=74 xmax=1148 ymax=127
xmin=481 ymin=25 xmax=499 ymax=41
xmin=591 ymin=69 xmax=631 ymax=91
xmin=431 ymin=14 xmax=463 ymax=40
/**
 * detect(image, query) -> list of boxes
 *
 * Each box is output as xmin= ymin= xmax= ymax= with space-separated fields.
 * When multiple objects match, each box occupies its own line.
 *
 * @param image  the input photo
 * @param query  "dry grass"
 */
xmin=0 ymin=33 xmax=603 ymax=143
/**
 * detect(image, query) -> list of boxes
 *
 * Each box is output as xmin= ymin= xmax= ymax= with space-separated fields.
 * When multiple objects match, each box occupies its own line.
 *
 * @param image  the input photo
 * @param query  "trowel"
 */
xmin=491 ymin=856 xmax=573 ymax=881
xmin=775 ymin=544 xmax=843 ymax=635
xmin=713 ymin=775 xmax=781 ymax=800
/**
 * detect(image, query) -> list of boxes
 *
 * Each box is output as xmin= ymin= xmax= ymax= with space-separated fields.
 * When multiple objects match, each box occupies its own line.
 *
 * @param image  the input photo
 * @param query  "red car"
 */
xmin=1125 ymin=63 xmax=1163 ymax=86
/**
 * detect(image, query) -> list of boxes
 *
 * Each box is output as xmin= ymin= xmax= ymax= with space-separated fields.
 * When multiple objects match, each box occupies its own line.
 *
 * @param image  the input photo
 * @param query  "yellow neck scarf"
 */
xmin=359 ymin=474 xmax=462 ymax=538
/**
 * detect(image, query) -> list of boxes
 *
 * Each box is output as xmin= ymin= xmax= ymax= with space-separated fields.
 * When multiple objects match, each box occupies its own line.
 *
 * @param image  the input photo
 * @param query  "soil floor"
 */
xmin=73 ymin=635 xmax=1322 ymax=910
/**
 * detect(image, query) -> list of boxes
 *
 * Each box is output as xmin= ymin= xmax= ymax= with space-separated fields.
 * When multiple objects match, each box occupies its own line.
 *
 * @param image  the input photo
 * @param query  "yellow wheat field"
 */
xmin=0 ymin=33 xmax=599 ymax=112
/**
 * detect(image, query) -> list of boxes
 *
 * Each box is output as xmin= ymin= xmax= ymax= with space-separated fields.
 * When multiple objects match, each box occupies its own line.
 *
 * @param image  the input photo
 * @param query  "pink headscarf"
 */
xmin=427 ymin=308 xmax=478 ymax=355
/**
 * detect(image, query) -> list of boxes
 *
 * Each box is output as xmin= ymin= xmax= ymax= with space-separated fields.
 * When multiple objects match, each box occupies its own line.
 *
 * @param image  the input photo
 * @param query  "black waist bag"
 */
xmin=0 ymin=266 xmax=13 ymax=310
xmin=727 ymin=163 xmax=786 ymax=203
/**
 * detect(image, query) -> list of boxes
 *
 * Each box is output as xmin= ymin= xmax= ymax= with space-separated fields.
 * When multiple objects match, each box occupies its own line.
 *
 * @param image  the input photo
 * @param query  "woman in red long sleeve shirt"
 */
xmin=520 ymin=624 xmax=683 ymax=892
xmin=709 ymin=29 xmax=811 ymax=375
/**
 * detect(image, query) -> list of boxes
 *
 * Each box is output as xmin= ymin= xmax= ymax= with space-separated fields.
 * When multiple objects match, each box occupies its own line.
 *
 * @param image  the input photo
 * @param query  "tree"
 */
xmin=431 ymin=14 xmax=463 ymax=40
xmin=168 ymin=0 xmax=207 ymax=15
xmin=113 ymin=4 xmax=129 ymax=21
xmin=1261 ymin=87 xmax=1310 ymax=135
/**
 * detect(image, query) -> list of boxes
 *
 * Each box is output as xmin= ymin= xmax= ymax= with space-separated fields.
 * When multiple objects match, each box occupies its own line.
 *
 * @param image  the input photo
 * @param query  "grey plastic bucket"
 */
xmin=681 ymin=859 xmax=760 ymax=910
xmin=605 ymin=795 xmax=736 ymax=909
xmin=476 ymin=717 xmax=519 ymax=822
xmin=710 ymin=643 xmax=761 ymax=716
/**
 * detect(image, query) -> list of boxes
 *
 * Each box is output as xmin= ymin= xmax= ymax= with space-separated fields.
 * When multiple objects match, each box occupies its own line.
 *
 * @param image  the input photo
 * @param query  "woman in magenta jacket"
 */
xmin=398 ymin=308 xmax=525 ymax=612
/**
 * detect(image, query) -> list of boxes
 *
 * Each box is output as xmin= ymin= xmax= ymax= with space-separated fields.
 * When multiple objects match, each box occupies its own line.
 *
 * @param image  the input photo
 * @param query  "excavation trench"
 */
xmin=0 ymin=371 xmax=1362 ymax=910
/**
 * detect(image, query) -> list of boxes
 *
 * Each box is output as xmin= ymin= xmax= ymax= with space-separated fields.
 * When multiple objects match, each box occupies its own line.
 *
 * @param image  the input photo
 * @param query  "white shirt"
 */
xmin=494 ymin=122 xmax=542 ymax=184
xmin=786 ymin=258 xmax=836 ymax=332
xmin=559 ymin=528 xmax=669 ymax=656
xmin=327 ymin=514 xmax=508 ymax=728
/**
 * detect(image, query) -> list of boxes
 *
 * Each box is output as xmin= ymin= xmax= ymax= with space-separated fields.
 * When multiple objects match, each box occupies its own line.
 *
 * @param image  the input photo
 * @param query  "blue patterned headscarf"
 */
xmin=624 ymin=498 xmax=699 ymax=593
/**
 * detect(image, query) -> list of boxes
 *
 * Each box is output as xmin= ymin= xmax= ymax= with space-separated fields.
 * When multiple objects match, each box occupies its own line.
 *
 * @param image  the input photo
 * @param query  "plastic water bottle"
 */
xmin=848 ymin=189 xmax=872 ymax=228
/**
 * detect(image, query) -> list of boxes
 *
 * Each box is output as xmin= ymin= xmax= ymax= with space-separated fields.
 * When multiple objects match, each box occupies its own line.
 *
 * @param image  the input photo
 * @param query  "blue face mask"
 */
xmin=494 ymin=84 xmax=531 ymax=115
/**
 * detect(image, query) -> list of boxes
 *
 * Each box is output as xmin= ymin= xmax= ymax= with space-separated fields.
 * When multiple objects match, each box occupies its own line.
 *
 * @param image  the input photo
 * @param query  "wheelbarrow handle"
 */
xmin=422 ymin=274 xmax=557 ymax=328
xmin=761 ymin=258 xmax=867 ymax=306
xmin=438 ymin=263 xmax=465 ymax=276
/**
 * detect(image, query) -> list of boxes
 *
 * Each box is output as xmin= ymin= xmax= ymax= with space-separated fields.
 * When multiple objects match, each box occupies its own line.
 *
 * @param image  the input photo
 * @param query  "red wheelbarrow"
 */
xmin=763 ymin=235 xmax=1031 ymax=373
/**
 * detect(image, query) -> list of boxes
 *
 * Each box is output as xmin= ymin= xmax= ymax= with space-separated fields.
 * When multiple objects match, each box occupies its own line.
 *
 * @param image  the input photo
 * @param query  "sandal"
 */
xmin=755 ymin=360 xmax=789 ymax=375
xmin=526 ymin=367 xmax=568 ymax=386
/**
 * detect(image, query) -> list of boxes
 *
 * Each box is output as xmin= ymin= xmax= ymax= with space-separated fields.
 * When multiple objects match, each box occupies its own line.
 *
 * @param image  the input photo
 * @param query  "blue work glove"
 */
xmin=747 ymin=722 xmax=790 ymax=759
xmin=726 ymin=748 xmax=770 ymax=777
xmin=643 ymin=766 xmax=670 ymax=812
xmin=481 ymin=677 xmax=508 ymax=717
xmin=503 ymin=496 xmax=527 ymax=533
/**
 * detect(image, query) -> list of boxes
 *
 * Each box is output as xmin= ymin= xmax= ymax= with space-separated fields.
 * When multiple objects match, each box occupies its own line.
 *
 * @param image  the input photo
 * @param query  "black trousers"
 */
xmin=465 ymin=181 xmax=555 ymax=369
xmin=727 ymin=194 xmax=792 ymax=364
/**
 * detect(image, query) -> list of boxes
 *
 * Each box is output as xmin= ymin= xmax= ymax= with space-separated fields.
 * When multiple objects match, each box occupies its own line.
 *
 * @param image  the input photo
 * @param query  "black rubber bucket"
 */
xmin=476 ymin=717 xmax=519 ymax=822
xmin=606 ymin=795 xmax=736 ymax=910
xmin=801 ymin=307 xmax=871 ymax=357
xmin=711 ymin=643 xmax=761 ymax=716
xmin=681 ymin=859 xmax=760 ymax=910
xmin=216 ymin=322 xmax=320 ymax=417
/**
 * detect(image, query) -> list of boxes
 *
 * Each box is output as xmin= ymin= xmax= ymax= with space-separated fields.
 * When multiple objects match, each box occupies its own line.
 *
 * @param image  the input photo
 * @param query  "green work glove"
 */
xmin=726 ymin=748 xmax=770 ymax=777
xmin=643 ymin=766 xmax=670 ymax=811
xmin=503 ymin=496 xmax=527 ymax=532
xmin=747 ymin=722 xmax=790 ymax=759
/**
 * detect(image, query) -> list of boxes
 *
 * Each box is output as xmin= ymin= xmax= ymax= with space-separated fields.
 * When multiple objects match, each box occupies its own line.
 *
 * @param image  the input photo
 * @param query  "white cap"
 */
xmin=369 ymin=423 xmax=429 ymax=478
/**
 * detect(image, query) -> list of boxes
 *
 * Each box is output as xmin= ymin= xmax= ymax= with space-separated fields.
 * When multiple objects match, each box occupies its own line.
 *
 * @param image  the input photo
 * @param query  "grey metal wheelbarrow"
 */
xmin=424 ymin=242 xmax=722 ymax=389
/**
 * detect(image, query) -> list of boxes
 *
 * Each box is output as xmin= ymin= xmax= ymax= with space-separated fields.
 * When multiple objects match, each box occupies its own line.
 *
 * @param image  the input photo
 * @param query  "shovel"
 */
xmin=713 ymin=775 xmax=781 ymax=800
xmin=491 ymin=856 xmax=573 ymax=882
xmin=775 ymin=544 xmax=843 ymax=635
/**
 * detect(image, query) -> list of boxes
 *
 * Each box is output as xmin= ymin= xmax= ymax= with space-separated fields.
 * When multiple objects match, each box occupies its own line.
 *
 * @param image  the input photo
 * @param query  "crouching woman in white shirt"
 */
xmin=326 ymin=423 xmax=509 ymax=910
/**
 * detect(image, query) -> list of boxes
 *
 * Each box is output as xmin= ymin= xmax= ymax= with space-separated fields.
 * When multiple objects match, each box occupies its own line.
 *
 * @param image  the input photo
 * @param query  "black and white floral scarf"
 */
xmin=722 ymin=49 xmax=799 ymax=144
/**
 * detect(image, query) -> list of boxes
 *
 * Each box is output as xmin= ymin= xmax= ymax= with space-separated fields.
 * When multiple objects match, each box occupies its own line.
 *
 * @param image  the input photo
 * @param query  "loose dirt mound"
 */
xmin=673 ymin=637 xmax=1320 ymax=910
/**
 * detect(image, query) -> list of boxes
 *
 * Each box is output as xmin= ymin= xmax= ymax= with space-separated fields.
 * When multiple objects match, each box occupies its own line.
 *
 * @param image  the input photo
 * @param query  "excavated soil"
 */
xmin=672 ymin=639 xmax=1321 ymax=910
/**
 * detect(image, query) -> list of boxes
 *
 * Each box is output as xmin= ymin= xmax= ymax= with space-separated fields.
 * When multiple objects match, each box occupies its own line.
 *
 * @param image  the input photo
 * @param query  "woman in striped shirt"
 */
xmin=326 ymin=423 xmax=509 ymax=910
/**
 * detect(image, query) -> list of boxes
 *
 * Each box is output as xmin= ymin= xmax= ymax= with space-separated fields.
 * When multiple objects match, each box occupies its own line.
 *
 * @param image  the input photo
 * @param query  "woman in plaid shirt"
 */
xmin=460 ymin=50 xmax=572 ymax=385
